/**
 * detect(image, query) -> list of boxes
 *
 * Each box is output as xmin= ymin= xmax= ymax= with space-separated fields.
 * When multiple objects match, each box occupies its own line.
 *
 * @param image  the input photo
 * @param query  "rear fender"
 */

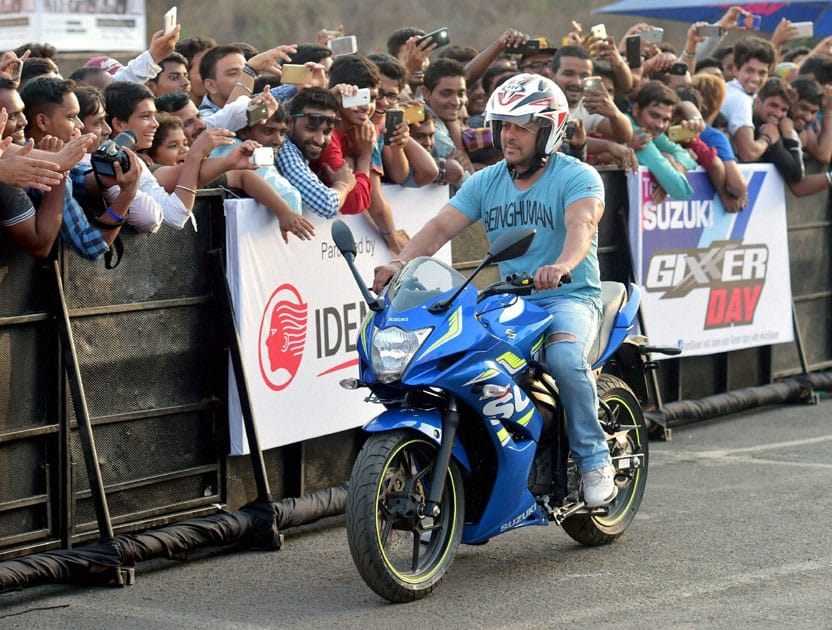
xmin=363 ymin=408 xmax=471 ymax=472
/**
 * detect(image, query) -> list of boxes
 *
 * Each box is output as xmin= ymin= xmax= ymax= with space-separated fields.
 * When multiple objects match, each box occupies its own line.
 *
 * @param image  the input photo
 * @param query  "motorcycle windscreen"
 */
xmin=386 ymin=257 xmax=466 ymax=312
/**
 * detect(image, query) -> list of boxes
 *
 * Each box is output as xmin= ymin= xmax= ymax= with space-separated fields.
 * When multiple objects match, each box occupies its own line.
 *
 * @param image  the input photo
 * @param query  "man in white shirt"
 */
xmin=719 ymin=37 xmax=775 ymax=162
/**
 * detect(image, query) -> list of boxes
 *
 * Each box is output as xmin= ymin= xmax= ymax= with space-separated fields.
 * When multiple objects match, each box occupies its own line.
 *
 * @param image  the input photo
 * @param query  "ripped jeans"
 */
xmin=536 ymin=294 xmax=609 ymax=474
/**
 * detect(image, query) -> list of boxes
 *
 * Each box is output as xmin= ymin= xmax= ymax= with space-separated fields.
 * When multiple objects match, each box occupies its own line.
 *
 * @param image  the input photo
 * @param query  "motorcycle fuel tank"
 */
xmin=477 ymin=295 xmax=551 ymax=360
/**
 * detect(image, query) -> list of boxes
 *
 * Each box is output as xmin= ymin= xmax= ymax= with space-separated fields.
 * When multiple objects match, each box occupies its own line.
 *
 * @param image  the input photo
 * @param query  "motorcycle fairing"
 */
xmin=357 ymin=286 xmax=484 ymax=386
xmin=442 ymin=359 xmax=550 ymax=543
xmin=476 ymin=294 xmax=552 ymax=360
xmin=362 ymin=408 xmax=472 ymax=472
xmin=358 ymin=311 xmax=373 ymax=358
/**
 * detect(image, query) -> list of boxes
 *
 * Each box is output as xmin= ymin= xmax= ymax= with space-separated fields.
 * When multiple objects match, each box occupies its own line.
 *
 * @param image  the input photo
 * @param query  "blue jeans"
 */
xmin=536 ymin=294 xmax=609 ymax=473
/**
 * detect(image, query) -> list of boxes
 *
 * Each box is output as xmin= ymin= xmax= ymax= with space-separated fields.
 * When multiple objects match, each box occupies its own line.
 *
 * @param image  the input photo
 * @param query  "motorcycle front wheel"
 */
xmin=346 ymin=430 xmax=464 ymax=602
xmin=562 ymin=373 xmax=648 ymax=546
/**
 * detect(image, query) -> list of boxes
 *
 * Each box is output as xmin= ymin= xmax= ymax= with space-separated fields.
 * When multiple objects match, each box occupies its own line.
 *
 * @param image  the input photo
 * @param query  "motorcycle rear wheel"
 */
xmin=562 ymin=374 xmax=648 ymax=546
xmin=346 ymin=430 xmax=464 ymax=602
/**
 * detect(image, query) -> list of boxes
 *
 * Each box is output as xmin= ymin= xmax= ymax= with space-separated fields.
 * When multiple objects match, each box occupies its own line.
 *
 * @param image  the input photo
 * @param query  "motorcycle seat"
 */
xmin=587 ymin=281 xmax=627 ymax=366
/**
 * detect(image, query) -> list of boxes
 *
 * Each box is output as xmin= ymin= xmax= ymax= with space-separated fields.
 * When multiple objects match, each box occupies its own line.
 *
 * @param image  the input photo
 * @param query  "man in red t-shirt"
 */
xmin=310 ymin=55 xmax=377 ymax=215
xmin=310 ymin=54 xmax=409 ymax=253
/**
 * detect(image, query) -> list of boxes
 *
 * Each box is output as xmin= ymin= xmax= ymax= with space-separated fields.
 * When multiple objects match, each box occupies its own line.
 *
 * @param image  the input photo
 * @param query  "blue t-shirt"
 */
xmin=700 ymin=125 xmax=737 ymax=162
xmin=449 ymin=154 xmax=603 ymax=304
xmin=211 ymin=141 xmax=302 ymax=213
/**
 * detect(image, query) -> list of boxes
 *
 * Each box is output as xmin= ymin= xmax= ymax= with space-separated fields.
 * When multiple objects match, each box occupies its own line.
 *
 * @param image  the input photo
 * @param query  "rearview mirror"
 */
xmin=331 ymin=220 xmax=356 ymax=258
xmin=487 ymin=228 xmax=536 ymax=264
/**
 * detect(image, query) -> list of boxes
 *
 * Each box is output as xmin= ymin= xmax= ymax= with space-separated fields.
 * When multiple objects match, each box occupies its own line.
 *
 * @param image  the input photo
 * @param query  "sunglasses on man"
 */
xmin=292 ymin=113 xmax=341 ymax=131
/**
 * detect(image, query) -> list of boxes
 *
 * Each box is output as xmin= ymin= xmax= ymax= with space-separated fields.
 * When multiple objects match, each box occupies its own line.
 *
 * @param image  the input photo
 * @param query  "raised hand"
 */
xmin=189 ymin=127 xmax=236 ymax=160
xmin=0 ymin=49 xmax=29 ymax=83
xmin=149 ymin=26 xmax=180 ymax=64
xmin=248 ymin=45 xmax=298 ymax=76
xmin=223 ymin=139 xmax=260 ymax=171
xmin=0 ymin=139 xmax=63 ymax=190
xmin=54 ymin=133 xmax=96 ymax=171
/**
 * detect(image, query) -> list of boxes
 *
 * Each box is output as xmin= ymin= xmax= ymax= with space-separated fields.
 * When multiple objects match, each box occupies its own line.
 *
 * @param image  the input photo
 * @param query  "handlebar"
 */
xmin=477 ymin=271 xmax=572 ymax=302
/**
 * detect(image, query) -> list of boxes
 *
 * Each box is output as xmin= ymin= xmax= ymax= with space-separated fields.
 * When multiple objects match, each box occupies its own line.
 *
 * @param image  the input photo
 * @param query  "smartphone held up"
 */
xmin=281 ymin=64 xmax=313 ymax=85
xmin=737 ymin=13 xmax=762 ymax=30
xmin=402 ymin=103 xmax=425 ymax=125
xmin=589 ymin=24 xmax=607 ymax=40
xmin=246 ymin=101 xmax=269 ymax=127
xmin=250 ymin=146 xmax=275 ymax=166
xmin=384 ymin=109 xmax=403 ymax=145
xmin=163 ymin=7 xmax=177 ymax=34
xmin=582 ymin=76 xmax=603 ymax=93
xmin=328 ymin=35 xmax=358 ymax=56
xmin=625 ymin=35 xmax=641 ymax=69
xmin=342 ymin=88 xmax=371 ymax=108
xmin=416 ymin=27 xmax=450 ymax=49
xmin=696 ymin=25 xmax=724 ymax=38
xmin=641 ymin=27 xmax=663 ymax=44
xmin=667 ymin=125 xmax=697 ymax=143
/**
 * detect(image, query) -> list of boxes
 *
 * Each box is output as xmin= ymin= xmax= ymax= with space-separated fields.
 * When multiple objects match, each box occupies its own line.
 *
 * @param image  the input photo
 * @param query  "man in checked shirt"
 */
xmin=276 ymin=87 xmax=357 ymax=219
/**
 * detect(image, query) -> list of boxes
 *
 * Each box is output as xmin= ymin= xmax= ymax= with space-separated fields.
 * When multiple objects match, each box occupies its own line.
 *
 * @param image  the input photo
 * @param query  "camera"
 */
xmin=90 ymin=130 xmax=136 ymax=177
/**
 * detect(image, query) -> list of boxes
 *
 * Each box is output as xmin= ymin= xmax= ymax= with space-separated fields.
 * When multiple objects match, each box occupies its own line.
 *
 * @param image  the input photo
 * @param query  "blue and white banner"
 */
xmin=628 ymin=165 xmax=794 ymax=358
xmin=225 ymin=184 xmax=451 ymax=454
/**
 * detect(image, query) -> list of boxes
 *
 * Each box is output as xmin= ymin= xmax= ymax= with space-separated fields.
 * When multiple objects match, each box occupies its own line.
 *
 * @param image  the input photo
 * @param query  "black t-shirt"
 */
xmin=0 ymin=183 xmax=36 ymax=227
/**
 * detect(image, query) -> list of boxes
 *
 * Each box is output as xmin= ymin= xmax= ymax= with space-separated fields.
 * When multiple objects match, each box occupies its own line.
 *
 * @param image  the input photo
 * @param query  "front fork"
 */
xmin=422 ymin=396 xmax=460 ymax=518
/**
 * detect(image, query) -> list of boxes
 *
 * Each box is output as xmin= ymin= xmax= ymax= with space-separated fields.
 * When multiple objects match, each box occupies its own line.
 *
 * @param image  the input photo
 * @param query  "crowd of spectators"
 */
xmin=2 ymin=6 xmax=832 ymax=263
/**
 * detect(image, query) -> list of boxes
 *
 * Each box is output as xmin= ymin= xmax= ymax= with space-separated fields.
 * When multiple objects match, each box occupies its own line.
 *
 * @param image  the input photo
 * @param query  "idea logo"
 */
xmin=258 ymin=284 xmax=308 ymax=391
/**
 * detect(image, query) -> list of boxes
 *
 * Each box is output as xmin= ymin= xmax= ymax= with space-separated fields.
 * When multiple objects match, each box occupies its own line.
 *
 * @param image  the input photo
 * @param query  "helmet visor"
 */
xmin=485 ymin=112 xmax=533 ymax=129
xmin=486 ymin=113 xmax=551 ymax=132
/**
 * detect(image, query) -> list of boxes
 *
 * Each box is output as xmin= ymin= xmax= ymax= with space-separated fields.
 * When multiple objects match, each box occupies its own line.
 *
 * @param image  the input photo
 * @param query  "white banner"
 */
xmin=0 ymin=0 xmax=146 ymax=52
xmin=225 ymin=184 xmax=451 ymax=454
xmin=628 ymin=164 xmax=794 ymax=358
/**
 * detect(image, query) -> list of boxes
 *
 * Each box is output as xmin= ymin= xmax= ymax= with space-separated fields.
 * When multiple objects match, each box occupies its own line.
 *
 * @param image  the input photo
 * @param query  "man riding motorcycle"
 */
xmin=372 ymin=73 xmax=616 ymax=507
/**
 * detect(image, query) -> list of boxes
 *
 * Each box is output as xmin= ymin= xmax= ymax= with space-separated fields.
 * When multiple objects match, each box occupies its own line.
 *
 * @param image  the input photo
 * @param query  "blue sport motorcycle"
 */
xmin=332 ymin=220 xmax=677 ymax=603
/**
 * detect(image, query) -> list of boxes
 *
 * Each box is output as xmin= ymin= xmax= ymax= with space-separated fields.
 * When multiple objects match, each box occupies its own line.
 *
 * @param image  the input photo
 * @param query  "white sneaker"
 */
xmin=581 ymin=465 xmax=617 ymax=508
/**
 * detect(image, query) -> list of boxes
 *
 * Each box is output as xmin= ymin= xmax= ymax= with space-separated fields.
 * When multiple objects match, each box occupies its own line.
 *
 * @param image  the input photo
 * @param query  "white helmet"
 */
xmin=485 ymin=73 xmax=569 ymax=156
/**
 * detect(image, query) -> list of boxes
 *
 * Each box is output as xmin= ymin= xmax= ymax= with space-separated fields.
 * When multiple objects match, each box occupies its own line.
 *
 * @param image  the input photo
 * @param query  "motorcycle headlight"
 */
xmin=371 ymin=326 xmax=432 ymax=383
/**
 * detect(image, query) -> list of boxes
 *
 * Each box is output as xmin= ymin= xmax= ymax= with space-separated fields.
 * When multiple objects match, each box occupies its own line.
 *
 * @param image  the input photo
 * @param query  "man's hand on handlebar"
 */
xmin=373 ymin=262 xmax=401 ymax=294
xmin=534 ymin=263 xmax=572 ymax=291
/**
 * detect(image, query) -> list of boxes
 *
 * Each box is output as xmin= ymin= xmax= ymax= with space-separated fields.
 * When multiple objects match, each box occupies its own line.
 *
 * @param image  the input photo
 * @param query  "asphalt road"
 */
xmin=1 ymin=399 xmax=831 ymax=629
